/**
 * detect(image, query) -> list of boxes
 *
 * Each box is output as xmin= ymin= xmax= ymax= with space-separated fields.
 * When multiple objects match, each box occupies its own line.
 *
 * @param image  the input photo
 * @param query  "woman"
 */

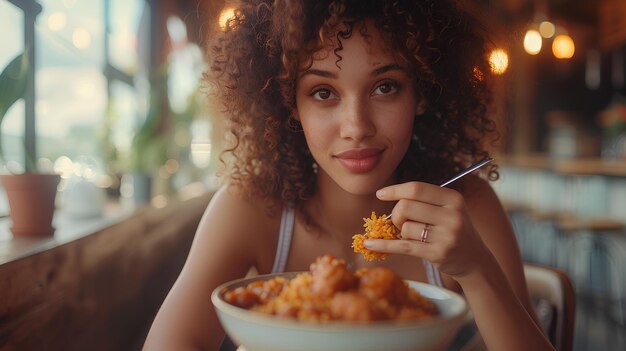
xmin=144 ymin=1 xmax=554 ymax=350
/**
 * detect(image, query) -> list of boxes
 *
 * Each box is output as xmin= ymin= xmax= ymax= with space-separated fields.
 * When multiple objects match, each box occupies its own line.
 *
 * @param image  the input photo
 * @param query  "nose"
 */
xmin=339 ymin=97 xmax=376 ymax=141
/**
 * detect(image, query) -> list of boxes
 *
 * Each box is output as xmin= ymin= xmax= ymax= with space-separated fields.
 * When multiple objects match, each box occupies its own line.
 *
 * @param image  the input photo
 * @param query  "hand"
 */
xmin=364 ymin=181 xmax=492 ymax=280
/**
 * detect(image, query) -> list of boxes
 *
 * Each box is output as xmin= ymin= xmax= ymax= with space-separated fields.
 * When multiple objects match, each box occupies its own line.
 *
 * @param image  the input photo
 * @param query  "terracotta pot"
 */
xmin=1 ymin=173 xmax=60 ymax=237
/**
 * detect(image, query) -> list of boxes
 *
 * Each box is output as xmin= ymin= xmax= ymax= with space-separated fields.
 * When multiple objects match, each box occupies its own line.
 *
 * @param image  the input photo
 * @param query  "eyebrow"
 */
xmin=299 ymin=63 xmax=405 ymax=79
xmin=299 ymin=68 xmax=337 ymax=79
xmin=371 ymin=63 xmax=404 ymax=75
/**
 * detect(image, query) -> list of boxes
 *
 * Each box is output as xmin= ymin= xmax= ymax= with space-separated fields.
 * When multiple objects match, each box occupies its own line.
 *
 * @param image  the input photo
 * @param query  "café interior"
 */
xmin=0 ymin=0 xmax=625 ymax=350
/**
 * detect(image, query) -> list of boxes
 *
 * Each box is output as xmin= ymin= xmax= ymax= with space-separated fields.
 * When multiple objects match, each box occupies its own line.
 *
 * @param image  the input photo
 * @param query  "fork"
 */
xmin=384 ymin=157 xmax=493 ymax=220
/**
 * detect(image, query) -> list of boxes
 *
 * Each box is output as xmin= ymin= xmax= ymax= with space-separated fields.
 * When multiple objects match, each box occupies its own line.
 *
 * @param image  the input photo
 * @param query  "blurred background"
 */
xmin=0 ymin=0 xmax=625 ymax=350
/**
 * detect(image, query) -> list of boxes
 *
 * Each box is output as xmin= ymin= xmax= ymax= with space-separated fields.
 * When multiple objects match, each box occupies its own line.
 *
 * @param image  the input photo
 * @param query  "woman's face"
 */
xmin=295 ymin=22 xmax=419 ymax=195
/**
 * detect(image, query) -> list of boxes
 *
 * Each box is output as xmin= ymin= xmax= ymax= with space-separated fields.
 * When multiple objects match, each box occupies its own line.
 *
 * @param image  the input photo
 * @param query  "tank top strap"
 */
xmin=271 ymin=206 xmax=296 ymax=274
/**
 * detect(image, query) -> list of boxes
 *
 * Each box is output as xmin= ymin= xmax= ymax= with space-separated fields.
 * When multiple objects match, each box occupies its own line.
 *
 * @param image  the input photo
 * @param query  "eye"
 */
xmin=311 ymin=88 xmax=337 ymax=101
xmin=372 ymin=82 xmax=399 ymax=96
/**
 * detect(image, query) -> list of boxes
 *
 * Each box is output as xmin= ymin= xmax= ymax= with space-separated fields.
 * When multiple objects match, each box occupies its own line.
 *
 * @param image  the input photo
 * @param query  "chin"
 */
xmin=329 ymin=173 xmax=392 ymax=196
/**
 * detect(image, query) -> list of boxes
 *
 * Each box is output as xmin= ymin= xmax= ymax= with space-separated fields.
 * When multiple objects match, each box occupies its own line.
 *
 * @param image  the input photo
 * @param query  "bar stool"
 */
xmin=556 ymin=217 xmax=624 ymax=309
xmin=605 ymin=229 xmax=626 ymax=325
xmin=525 ymin=210 xmax=560 ymax=266
xmin=496 ymin=161 xmax=561 ymax=266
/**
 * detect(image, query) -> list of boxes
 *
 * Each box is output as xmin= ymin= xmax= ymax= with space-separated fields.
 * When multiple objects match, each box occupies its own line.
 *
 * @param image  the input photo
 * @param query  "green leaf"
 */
xmin=130 ymin=63 xmax=170 ymax=172
xmin=0 ymin=51 xmax=29 ymax=126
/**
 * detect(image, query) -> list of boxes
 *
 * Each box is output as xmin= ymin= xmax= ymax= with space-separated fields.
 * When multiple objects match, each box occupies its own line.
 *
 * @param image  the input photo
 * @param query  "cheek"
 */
xmin=386 ymin=114 xmax=415 ymax=160
xmin=381 ymin=104 xmax=415 ymax=144
xmin=300 ymin=118 xmax=332 ymax=153
xmin=384 ymin=122 xmax=413 ymax=155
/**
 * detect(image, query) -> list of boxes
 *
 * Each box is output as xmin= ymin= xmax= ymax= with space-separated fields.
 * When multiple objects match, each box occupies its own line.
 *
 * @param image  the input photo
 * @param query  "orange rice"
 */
xmin=352 ymin=212 xmax=399 ymax=261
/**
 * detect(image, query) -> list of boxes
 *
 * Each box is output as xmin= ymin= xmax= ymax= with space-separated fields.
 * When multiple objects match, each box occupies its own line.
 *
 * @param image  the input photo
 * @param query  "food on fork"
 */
xmin=224 ymin=255 xmax=437 ymax=323
xmin=352 ymin=212 xmax=399 ymax=261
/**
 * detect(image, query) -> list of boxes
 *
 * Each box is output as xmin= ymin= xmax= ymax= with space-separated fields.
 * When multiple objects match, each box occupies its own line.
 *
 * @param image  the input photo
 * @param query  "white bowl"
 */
xmin=212 ymin=272 xmax=468 ymax=351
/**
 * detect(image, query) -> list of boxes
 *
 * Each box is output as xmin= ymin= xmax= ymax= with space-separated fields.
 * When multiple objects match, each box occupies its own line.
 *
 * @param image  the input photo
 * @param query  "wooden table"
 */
xmin=0 ymin=191 xmax=212 ymax=351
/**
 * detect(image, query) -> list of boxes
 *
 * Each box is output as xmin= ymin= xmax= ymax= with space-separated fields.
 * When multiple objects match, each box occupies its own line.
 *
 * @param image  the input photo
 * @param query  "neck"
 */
xmin=312 ymin=171 xmax=395 ymax=241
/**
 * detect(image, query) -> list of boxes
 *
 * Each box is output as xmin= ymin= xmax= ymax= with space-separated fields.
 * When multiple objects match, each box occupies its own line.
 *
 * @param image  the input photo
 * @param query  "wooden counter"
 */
xmin=0 ymin=192 xmax=212 ymax=351
xmin=552 ymin=158 xmax=626 ymax=177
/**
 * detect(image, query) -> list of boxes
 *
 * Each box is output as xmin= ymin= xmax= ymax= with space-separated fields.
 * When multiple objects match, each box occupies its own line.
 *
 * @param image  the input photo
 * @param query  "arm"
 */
xmin=143 ymin=186 xmax=277 ymax=351
xmin=454 ymin=177 xmax=550 ymax=351
xmin=366 ymin=176 xmax=554 ymax=351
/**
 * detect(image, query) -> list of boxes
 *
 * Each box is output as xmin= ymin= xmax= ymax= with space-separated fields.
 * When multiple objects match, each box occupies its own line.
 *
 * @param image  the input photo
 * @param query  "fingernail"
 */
xmin=376 ymin=189 xmax=387 ymax=199
xmin=364 ymin=240 xmax=373 ymax=249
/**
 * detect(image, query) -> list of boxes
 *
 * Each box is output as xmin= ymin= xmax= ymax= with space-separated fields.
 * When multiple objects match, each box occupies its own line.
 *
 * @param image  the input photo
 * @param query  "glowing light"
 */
xmin=191 ymin=141 xmax=212 ymax=168
xmin=552 ymin=35 xmax=575 ymax=59
xmin=151 ymin=195 xmax=168 ymax=208
xmin=75 ymin=81 xmax=98 ymax=98
xmin=539 ymin=21 xmax=555 ymax=38
xmin=54 ymin=156 xmax=75 ymax=179
xmin=47 ymin=12 xmax=66 ymax=31
xmin=164 ymin=159 xmax=179 ymax=174
xmin=488 ymin=49 xmax=509 ymax=75
xmin=96 ymin=174 xmax=114 ymax=188
xmin=524 ymin=30 xmax=542 ymax=55
xmin=219 ymin=7 xmax=236 ymax=30
xmin=167 ymin=16 xmax=187 ymax=43
xmin=472 ymin=66 xmax=485 ymax=81
xmin=72 ymin=28 xmax=91 ymax=49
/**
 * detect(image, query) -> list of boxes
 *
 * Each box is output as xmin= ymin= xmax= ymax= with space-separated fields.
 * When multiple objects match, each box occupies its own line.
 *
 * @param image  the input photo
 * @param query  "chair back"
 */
xmin=524 ymin=263 xmax=576 ymax=351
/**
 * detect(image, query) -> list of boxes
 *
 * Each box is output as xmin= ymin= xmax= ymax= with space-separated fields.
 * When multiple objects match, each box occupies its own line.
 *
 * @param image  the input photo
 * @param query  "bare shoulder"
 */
xmin=203 ymin=184 xmax=280 ymax=238
xmin=457 ymin=175 xmax=513 ymax=250
xmin=195 ymin=183 xmax=282 ymax=273
xmin=458 ymin=174 xmax=505 ymax=219
xmin=143 ymin=185 xmax=282 ymax=350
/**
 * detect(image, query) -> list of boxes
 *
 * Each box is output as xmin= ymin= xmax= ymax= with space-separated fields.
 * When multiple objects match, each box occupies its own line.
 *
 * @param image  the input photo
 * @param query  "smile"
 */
xmin=335 ymin=148 xmax=384 ymax=173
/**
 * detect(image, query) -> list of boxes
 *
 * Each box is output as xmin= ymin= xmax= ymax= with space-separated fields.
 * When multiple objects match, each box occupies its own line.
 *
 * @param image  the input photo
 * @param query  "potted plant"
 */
xmin=127 ymin=66 xmax=171 ymax=204
xmin=0 ymin=50 xmax=60 ymax=236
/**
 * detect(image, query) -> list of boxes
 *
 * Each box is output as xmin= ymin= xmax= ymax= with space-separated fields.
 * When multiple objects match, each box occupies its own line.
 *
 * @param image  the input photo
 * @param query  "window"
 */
xmin=0 ymin=1 xmax=25 ymax=170
xmin=108 ymin=0 xmax=146 ymax=76
xmin=0 ymin=0 xmax=211 ymax=204
xmin=36 ymin=0 xmax=107 ymax=167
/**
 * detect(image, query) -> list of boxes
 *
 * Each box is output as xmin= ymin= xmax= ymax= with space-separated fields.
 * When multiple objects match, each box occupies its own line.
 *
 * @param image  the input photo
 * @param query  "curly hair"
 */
xmin=205 ymin=0 xmax=498 ymax=211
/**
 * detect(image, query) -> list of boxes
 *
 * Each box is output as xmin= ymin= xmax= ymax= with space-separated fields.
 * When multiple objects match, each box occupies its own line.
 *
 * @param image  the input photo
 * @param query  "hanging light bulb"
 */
xmin=47 ymin=12 xmax=66 ymax=31
xmin=552 ymin=34 xmax=575 ymax=59
xmin=219 ymin=7 xmax=236 ymax=30
xmin=539 ymin=21 xmax=556 ymax=38
xmin=489 ymin=48 xmax=509 ymax=75
xmin=524 ymin=30 xmax=542 ymax=55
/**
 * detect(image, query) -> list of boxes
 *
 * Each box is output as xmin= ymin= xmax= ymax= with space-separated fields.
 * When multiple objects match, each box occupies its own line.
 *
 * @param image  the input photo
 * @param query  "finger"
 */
xmin=401 ymin=222 xmax=443 ymax=244
xmin=391 ymin=199 xmax=452 ymax=228
xmin=363 ymin=238 xmax=436 ymax=261
xmin=400 ymin=221 xmax=432 ymax=241
xmin=377 ymin=181 xmax=464 ymax=209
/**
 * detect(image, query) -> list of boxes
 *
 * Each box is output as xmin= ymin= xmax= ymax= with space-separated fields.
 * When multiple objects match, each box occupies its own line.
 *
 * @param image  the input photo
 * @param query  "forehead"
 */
xmin=306 ymin=20 xmax=397 ymax=70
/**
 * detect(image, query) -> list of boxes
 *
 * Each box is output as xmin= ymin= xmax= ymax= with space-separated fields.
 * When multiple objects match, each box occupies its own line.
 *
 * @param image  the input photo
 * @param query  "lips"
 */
xmin=335 ymin=148 xmax=384 ymax=173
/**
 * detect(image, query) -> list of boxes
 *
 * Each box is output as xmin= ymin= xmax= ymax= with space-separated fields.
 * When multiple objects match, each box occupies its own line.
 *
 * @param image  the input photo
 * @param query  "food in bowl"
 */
xmin=224 ymin=255 xmax=437 ymax=322
xmin=212 ymin=257 xmax=469 ymax=351
xmin=352 ymin=212 xmax=399 ymax=261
